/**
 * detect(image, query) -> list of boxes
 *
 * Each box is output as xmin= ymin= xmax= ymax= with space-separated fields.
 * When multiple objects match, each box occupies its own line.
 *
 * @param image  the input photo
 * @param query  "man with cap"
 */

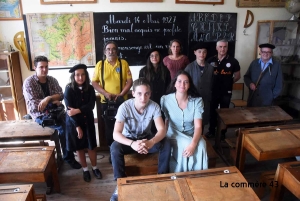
xmin=244 ymin=43 xmax=283 ymax=107
xmin=185 ymin=43 xmax=214 ymax=128
xmin=92 ymin=41 xmax=133 ymax=163
xmin=23 ymin=55 xmax=81 ymax=169
xmin=205 ymin=39 xmax=241 ymax=140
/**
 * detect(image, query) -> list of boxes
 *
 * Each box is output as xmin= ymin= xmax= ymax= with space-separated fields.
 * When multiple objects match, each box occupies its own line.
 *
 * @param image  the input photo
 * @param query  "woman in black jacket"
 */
xmin=139 ymin=48 xmax=171 ymax=106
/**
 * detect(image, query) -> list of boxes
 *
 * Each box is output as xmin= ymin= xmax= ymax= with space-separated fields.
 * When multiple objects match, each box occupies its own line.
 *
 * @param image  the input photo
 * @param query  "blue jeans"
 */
xmin=35 ymin=116 xmax=75 ymax=163
xmin=110 ymin=137 xmax=171 ymax=180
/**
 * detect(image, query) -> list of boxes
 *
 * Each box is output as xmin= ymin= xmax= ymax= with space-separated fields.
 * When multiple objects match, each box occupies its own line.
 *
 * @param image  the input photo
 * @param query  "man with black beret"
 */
xmin=244 ymin=43 xmax=283 ymax=107
xmin=185 ymin=43 xmax=214 ymax=128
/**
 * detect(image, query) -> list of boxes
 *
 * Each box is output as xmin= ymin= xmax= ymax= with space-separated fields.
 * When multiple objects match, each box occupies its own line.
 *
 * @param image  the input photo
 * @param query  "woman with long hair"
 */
xmin=163 ymin=39 xmax=190 ymax=79
xmin=64 ymin=64 xmax=102 ymax=182
xmin=139 ymin=48 xmax=171 ymax=105
xmin=161 ymin=70 xmax=208 ymax=172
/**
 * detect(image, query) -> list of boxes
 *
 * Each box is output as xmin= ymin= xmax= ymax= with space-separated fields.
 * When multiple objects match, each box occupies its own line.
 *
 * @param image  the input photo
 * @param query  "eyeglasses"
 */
xmin=106 ymin=48 xmax=117 ymax=52
xmin=261 ymin=51 xmax=272 ymax=54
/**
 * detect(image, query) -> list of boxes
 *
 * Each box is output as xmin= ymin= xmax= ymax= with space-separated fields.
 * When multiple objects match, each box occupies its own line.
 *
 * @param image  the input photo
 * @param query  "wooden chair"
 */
xmin=231 ymin=83 xmax=247 ymax=107
xmin=124 ymin=153 xmax=159 ymax=176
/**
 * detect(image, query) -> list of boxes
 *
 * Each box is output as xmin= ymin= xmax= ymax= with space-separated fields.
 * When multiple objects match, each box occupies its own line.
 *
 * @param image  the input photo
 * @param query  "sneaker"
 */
xmin=110 ymin=186 xmax=118 ymax=201
xmin=83 ymin=171 xmax=91 ymax=182
xmin=205 ymin=131 xmax=215 ymax=139
xmin=67 ymin=160 xmax=81 ymax=169
xmin=92 ymin=168 xmax=102 ymax=179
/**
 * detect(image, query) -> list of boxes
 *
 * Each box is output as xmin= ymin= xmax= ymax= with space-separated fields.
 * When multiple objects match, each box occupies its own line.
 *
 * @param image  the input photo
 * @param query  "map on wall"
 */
xmin=0 ymin=0 xmax=22 ymax=20
xmin=25 ymin=12 xmax=95 ymax=68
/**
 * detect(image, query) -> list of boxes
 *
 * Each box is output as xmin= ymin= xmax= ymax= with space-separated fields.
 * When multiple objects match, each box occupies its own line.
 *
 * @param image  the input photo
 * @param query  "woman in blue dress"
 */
xmin=65 ymin=64 xmax=102 ymax=182
xmin=161 ymin=70 xmax=208 ymax=172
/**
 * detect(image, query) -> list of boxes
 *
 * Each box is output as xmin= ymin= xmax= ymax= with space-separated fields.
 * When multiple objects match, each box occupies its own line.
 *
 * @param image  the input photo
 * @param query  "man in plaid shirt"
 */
xmin=23 ymin=55 xmax=81 ymax=169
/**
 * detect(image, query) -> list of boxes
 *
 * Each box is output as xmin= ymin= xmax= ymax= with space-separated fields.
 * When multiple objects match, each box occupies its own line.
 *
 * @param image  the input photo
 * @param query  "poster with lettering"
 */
xmin=188 ymin=12 xmax=237 ymax=59
xmin=94 ymin=12 xmax=189 ymax=66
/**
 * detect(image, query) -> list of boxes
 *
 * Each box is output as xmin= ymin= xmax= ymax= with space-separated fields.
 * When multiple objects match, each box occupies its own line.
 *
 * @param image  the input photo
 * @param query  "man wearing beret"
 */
xmin=92 ymin=41 xmax=133 ymax=162
xmin=244 ymin=43 xmax=283 ymax=107
xmin=23 ymin=55 xmax=81 ymax=169
xmin=185 ymin=43 xmax=214 ymax=128
xmin=205 ymin=39 xmax=241 ymax=140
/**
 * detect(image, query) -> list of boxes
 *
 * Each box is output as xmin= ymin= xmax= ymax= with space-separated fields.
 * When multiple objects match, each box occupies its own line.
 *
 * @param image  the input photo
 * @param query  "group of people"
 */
xmin=22 ymin=38 xmax=282 ymax=201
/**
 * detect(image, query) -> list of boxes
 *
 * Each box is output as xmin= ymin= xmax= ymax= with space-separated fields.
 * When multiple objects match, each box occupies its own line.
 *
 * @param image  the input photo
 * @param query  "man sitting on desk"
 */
xmin=244 ymin=43 xmax=283 ymax=107
xmin=110 ymin=78 xmax=171 ymax=201
xmin=23 ymin=55 xmax=81 ymax=169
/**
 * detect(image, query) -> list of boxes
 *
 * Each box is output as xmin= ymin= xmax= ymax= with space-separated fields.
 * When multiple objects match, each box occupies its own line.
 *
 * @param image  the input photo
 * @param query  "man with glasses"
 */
xmin=92 ymin=41 xmax=133 ymax=162
xmin=205 ymin=39 xmax=241 ymax=140
xmin=244 ymin=43 xmax=282 ymax=107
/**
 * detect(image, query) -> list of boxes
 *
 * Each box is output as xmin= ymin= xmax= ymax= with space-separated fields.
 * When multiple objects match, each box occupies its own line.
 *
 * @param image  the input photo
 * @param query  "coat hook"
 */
xmin=243 ymin=29 xmax=248 ymax=35
xmin=70 ymin=3 xmax=73 ymax=6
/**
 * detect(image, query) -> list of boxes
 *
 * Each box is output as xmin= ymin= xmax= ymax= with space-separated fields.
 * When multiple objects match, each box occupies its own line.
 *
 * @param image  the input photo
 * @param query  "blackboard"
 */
xmin=94 ymin=12 xmax=189 ymax=66
xmin=94 ymin=12 xmax=237 ymax=66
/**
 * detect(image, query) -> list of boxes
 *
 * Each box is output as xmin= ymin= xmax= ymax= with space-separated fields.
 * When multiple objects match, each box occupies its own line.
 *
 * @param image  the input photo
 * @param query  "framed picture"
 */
xmin=111 ymin=0 xmax=162 ymax=2
xmin=236 ymin=0 xmax=286 ymax=7
xmin=40 ymin=0 xmax=97 ymax=4
xmin=0 ymin=0 xmax=23 ymax=20
xmin=176 ymin=0 xmax=224 ymax=4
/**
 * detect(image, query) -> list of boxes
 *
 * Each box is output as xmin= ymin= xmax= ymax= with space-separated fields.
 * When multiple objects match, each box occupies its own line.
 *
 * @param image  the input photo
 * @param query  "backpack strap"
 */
xmin=101 ymin=59 xmax=123 ymax=102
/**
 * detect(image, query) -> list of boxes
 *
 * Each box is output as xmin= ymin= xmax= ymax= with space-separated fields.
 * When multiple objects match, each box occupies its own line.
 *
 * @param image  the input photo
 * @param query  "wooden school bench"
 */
xmin=0 ymin=120 xmax=63 ymax=168
xmin=271 ymin=161 xmax=300 ymax=201
xmin=238 ymin=124 xmax=300 ymax=172
xmin=118 ymin=166 xmax=260 ymax=201
xmin=124 ymin=137 xmax=219 ymax=176
xmin=215 ymin=106 xmax=292 ymax=165
xmin=0 ymin=184 xmax=46 ymax=201
xmin=0 ymin=146 xmax=60 ymax=194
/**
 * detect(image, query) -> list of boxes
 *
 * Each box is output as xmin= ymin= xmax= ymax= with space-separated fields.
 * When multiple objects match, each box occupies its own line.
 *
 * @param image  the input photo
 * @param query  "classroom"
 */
xmin=0 ymin=0 xmax=300 ymax=200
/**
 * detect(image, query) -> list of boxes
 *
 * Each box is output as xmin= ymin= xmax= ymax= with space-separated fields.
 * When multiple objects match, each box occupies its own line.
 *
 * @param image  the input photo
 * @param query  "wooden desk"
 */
xmin=0 ymin=184 xmax=35 ymax=201
xmin=0 ymin=146 xmax=60 ymax=194
xmin=238 ymin=124 xmax=300 ymax=172
xmin=0 ymin=120 xmax=62 ymax=167
xmin=215 ymin=106 xmax=292 ymax=165
xmin=118 ymin=166 xmax=259 ymax=201
xmin=270 ymin=161 xmax=300 ymax=201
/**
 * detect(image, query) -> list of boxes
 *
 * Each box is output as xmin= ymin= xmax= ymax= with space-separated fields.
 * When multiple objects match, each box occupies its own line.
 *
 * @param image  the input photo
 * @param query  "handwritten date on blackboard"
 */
xmin=94 ymin=12 xmax=237 ymax=66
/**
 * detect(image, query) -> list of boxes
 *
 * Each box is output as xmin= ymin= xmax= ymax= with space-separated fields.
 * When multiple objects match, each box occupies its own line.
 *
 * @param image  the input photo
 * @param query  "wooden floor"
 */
xmin=34 ymin=151 xmax=116 ymax=201
xmin=4 ymin=127 xmax=300 ymax=201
